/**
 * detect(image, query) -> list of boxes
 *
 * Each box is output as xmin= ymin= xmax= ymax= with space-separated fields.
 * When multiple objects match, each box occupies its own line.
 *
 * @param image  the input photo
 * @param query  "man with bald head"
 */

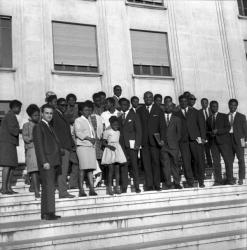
xmin=137 ymin=91 xmax=165 ymax=191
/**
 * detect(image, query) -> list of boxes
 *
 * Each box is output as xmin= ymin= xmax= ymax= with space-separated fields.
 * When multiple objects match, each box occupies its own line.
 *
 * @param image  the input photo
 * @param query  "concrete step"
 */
xmin=97 ymin=229 xmax=247 ymax=250
xmin=0 ymin=198 xmax=246 ymax=243
xmin=1 ymin=187 xmax=246 ymax=223
xmin=1 ymin=215 xmax=246 ymax=250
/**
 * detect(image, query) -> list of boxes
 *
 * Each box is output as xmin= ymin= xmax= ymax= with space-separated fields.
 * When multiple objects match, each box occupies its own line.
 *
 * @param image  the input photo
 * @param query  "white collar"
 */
xmin=122 ymin=109 xmax=130 ymax=117
xmin=42 ymin=119 xmax=49 ymax=127
xmin=229 ymin=111 xmax=237 ymax=116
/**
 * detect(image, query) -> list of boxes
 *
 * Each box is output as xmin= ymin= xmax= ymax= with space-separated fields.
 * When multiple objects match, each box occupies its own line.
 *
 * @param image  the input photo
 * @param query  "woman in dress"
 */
xmin=101 ymin=116 xmax=127 ymax=195
xmin=22 ymin=104 xmax=41 ymax=198
xmin=0 ymin=100 xmax=22 ymax=194
xmin=74 ymin=101 xmax=97 ymax=197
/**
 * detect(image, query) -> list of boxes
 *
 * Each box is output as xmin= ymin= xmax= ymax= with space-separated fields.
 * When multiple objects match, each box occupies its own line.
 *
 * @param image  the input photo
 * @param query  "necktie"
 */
xmin=122 ymin=112 xmax=126 ymax=125
xmin=146 ymin=106 xmax=150 ymax=113
xmin=212 ymin=114 xmax=216 ymax=130
xmin=230 ymin=113 xmax=234 ymax=127
xmin=205 ymin=110 xmax=209 ymax=120
xmin=183 ymin=109 xmax=187 ymax=118
xmin=166 ymin=114 xmax=170 ymax=125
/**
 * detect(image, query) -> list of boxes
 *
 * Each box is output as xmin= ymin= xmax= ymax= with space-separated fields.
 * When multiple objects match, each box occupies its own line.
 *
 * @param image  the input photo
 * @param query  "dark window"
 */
xmin=244 ymin=40 xmax=247 ymax=59
xmin=0 ymin=16 xmax=12 ymax=68
xmin=130 ymin=30 xmax=171 ymax=76
xmin=0 ymin=101 xmax=10 ymax=126
xmin=238 ymin=0 xmax=247 ymax=16
xmin=127 ymin=0 xmax=163 ymax=6
xmin=52 ymin=22 xmax=98 ymax=73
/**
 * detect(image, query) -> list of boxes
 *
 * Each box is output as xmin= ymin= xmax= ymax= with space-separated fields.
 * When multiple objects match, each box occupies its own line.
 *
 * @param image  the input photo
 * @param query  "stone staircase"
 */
xmin=0 ymin=155 xmax=247 ymax=250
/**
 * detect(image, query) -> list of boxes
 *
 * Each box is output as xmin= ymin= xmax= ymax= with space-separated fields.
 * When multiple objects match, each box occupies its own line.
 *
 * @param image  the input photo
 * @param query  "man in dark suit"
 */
xmin=118 ymin=98 xmax=142 ymax=193
xmin=160 ymin=103 xmax=182 ymax=189
xmin=228 ymin=99 xmax=247 ymax=185
xmin=52 ymin=98 xmax=75 ymax=198
xmin=130 ymin=96 xmax=140 ymax=113
xmin=199 ymin=98 xmax=213 ymax=174
xmin=206 ymin=101 xmax=233 ymax=185
xmin=174 ymin=94 xmax=206 ymax=188
xmin=33 ymin=104 xmax=62 ymax=220
xmin=137 ymin=91 xmax=165 ymax=191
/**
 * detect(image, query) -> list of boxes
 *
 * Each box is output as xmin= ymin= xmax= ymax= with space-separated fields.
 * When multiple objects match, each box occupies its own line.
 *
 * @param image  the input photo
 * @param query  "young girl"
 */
xmin=101 ymin=116 xmax=127 ymax=195
xmin=22 ymin=104 xmax=41 ymax=198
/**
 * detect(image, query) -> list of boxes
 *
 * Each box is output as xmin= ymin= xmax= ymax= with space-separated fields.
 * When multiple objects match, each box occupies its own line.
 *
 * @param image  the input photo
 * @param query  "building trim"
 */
xmin=0 ymin=67 xmax=16 ymax=73
xmin=51 ymin=70 xmax=103 ymax=77
xmin=125 ymin=1 xmax=167 ymax=10
xmin=132 ymin=74 xmax=175 ymax=80
xmin=238 ymin=14 xmax=247 ymax=20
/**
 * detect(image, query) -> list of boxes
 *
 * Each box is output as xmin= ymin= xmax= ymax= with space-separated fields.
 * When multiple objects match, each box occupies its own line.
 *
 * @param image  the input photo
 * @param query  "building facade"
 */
xmin=0 ymin=0 xmax=247 ymax=119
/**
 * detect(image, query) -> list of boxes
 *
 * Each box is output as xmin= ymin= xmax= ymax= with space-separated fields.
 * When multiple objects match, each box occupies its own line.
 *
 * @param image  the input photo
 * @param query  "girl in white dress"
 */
xmin=101 ymin=116 xmax=127 ymax=195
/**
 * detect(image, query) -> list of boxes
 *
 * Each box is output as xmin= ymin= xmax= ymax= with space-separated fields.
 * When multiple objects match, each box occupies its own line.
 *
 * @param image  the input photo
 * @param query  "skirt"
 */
xmin=0 ymin=142 xmax=18 ymax=167
xmin=25 ymin=148 xmax=39 ymax=173
xmin=101 ymin=142 xmax=127 ymax=165
xmin=76 ymin=146 xmax=97 ymax=170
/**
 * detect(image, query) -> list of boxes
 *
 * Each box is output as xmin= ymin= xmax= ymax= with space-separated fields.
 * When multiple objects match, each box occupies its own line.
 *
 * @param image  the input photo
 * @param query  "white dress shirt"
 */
xmin=229 ymin=111 xmax=236 ymax=133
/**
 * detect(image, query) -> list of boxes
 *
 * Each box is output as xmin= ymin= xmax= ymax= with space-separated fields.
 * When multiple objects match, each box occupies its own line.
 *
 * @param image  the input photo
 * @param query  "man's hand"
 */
xmin=43 ymin=163 xmax=50 ymax=170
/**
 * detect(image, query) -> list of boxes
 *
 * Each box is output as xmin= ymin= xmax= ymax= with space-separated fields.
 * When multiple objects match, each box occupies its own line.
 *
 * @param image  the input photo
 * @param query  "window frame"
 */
xmin=238 ymin=0 xmax=247 ymax=16
xmin=51 ymin=20 xmax=100 ymax=74
xmin=125 ymin=0 xmax=167 ymax=10
xmin=130 ymin=29 xmax=172 ymax=77
xmin=0 ymin=15 xmax=13 ymax=69
xmin=244 ymin=40 xmax=247 ymax=59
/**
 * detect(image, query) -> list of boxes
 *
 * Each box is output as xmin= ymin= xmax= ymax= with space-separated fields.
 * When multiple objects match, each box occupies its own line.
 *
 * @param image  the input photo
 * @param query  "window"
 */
xmin=127 ymin=0 xmax=163 ymax=7
xmin=238 ymin=0 xmax=247 ymax=16
xmin=0 ymin=16 xmax=12 ymax=68
xmin=244 ymin=40 xmax=247 ymax=59
xmin=52 ymin=22 xmax=98 ymax=73
xmin=130 ymin=30 xmax=171 ymax=76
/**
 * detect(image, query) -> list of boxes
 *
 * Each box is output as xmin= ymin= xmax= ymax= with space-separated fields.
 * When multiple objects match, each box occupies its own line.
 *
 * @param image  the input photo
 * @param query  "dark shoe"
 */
xmin=199 ymin=183 xmax=205 ymax=188
xmin=59 ymin=193 xmax=75 ymax=199
xmin=29 ymin=187 xmax=35 ymax=193
xmin=79 ymin=190 xmax=87 ymax=197
xmin=238 ymin=179 xmax=243 ymax=185
xmin=121 ymin=188 xmax=127 ymax=193
xmin=154 ymin=187 xmax=162 ymax=191
xmin=42 ymin=213 xmax=61 ymax=220
xmin=135 ymin=188 xmax=141 ymax=193
xmin=183 ymin=183 xmax=194 ymax=188
xmin=69 ymin=186 xmax=79 ymax=190
xmin=174 ymin=184 xmax=183 ymax=189
xmin=8 ymin=188 xmax=18 ymax=194
xmin=115 ymin=186 xmax=121 ymax=195
xmin=225 ymin=181 xmax=235 ymax=185
xmin=35 ymin=193 xmax=41 ymax=198
xmin=89 ymin=190 xmax=98 ymax=196
xmin=108 ymin=186 xmax=114 ymax=196
xmin=1 ymin=189 xmax=13 ymax=195
xmin=145 ymin=186 xmax=153 ymax=191
xmin=213 ymin=182 xmax=222 ymax=186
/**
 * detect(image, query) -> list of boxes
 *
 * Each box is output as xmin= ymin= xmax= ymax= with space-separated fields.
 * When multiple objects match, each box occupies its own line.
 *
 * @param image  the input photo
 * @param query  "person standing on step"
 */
xmin=113 ymin=85 xmax=122 ymax=111
xmin=74 ymin=101 xmax=98 ymax=197
xmin=101 ymin=116 xmax=127 ymax=195
xmin=0 ymin=100 xmax=22 ymax=195
xmin=160 ymin=102 xmax=183 ymax=190
xmin=228 ymin=99 xmax=247 ymax=185
xmin=206 ymin=101 xmax=233 ymax=185
xmin=118 ymin=98 xmax=142 ymax=193
xmin=137 ymin=91 xmax=165 ymax=191
xmin=33 ymin=104 xmax=62 ymax=220
xmin=174 ymin=94 xmax=206 ymax=188
xmin=52 ymin=98 xmax=75 ymax=199
xmin=22 ymin=104 xmax=41 ymax=198
xmin=130 ymin=96 xmax=140 ymax=113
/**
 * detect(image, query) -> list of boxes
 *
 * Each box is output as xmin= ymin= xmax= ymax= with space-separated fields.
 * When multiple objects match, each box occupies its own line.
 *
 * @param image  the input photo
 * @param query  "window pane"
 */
xmin=52 ymin=22 xmax=98 ymax=69
xmin=0 ymin=17 xmax=12 ymax=68
xmin=130 ymin=30 xmax=170 ymax=67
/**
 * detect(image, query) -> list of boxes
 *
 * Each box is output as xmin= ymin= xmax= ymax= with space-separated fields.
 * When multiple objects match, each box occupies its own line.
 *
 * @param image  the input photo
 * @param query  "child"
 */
xmin=101 ymin=116 xmax=127 ymax=195
xmin=22 ymin=104 xmax=41 ymax=198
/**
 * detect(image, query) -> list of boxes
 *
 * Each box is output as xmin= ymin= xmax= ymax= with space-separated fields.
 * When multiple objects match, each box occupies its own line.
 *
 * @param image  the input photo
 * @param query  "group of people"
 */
xmin=0 ymin=85 xmax=246 ymax=220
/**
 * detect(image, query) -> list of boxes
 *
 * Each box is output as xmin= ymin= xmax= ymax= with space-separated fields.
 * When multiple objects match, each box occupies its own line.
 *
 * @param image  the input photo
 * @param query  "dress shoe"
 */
xmin=0 ymin=190 xmax=13 ymax=195
xmin=121 ymin=188 xmax=127 ymax=193
xmin=199 ymin=183 xmax=205 ymax=188
xmin=213 ymin=182 xmax=222 ymax=186
xmin=8 ymin=189 xmax=18 ymax=194
xmin=89 ymin=190 xmax=98 ymax=196
xmin=174 ymin=184 xmax=183 ymax=189
xmin=145 ymin=186 xmax=153 ymax=191
xmin=41 ymin=213 xmax=61 ymax=220
xmin=183 ymin=183 xmax=194 ymax=188
xmin=59 ymin=193 xmax=75 ymax=199
xmin=135 ymin=188 xmax=141 ymax=193
xmin=154 ymin=187 xmax=162 ymax=191
xmin=238 ymin=179 xmax=243 ymax=185
xmin=79 ymin=191 xmax=87 ymax=197
xmin=35 ymin=193 xmax=41 ymax=198
xmin=108 ymin=186 xmax=114 ymax=196
xmin=225 ymin=181 xmax=235 ymax=185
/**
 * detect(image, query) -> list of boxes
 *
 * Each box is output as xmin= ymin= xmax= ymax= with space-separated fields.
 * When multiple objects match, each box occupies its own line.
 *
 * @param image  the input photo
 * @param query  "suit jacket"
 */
xmin=206 ymin=112 xmax=231 ymax=145
xmin=163 ymin=114 xmax=181 ymax=149
xmin=113 ymin=95 xmax=121 ymax=110
xmin=231 ymin=112 xmax=247 ymax=145
xmin=118 ymin=109 xmax=142 ymax=149
xmin=137 ymin=104 xmax=165 ymax=147
xmin=33 ymin=121 xmax=61 ymax=167
xmin=52 ymin=109 xmax=74 ymax=151
xmin=174 ymin=107 xmax=206 ymax=142
xmin=199 ymin=108 xmax=212 ymax=123
xmin=0 ymin=110 xmax=20 ymax=146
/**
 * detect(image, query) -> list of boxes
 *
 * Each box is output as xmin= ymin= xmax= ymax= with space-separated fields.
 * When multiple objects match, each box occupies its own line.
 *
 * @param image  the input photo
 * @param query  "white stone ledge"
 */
xmin=51 ymin=70 xmax=103 ymax=77
xmin=132 ymin=74 xmax=175 ymax=80
xmin=238 ymin=15 xmax=247 ymax=20
xmin=125 ymin=1 xmax=167 ymax=10
xmin=0 ymin=67 xmax=16 ymax=73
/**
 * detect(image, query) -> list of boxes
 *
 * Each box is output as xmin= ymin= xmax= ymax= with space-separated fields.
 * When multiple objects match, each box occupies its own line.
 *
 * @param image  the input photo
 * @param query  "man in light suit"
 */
xmin=119 ymin=98 xmax=142 ymax=193
xmin=52 ymin=98 xmax=75 ymax=198
xmin=33 ymin=104 xmax=62 ymax=220
xmin=228 ymin=99 xmax=247 ymax=185
xmin=137 ymin=91 xmax=165 ymax=191
xmin=206 ymin=101 xmax=233 ymax=185
xmin=174 ymin=94 xmax=206 ymax=188
xmin=160 ymin=103 xmax=182 ymax=189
